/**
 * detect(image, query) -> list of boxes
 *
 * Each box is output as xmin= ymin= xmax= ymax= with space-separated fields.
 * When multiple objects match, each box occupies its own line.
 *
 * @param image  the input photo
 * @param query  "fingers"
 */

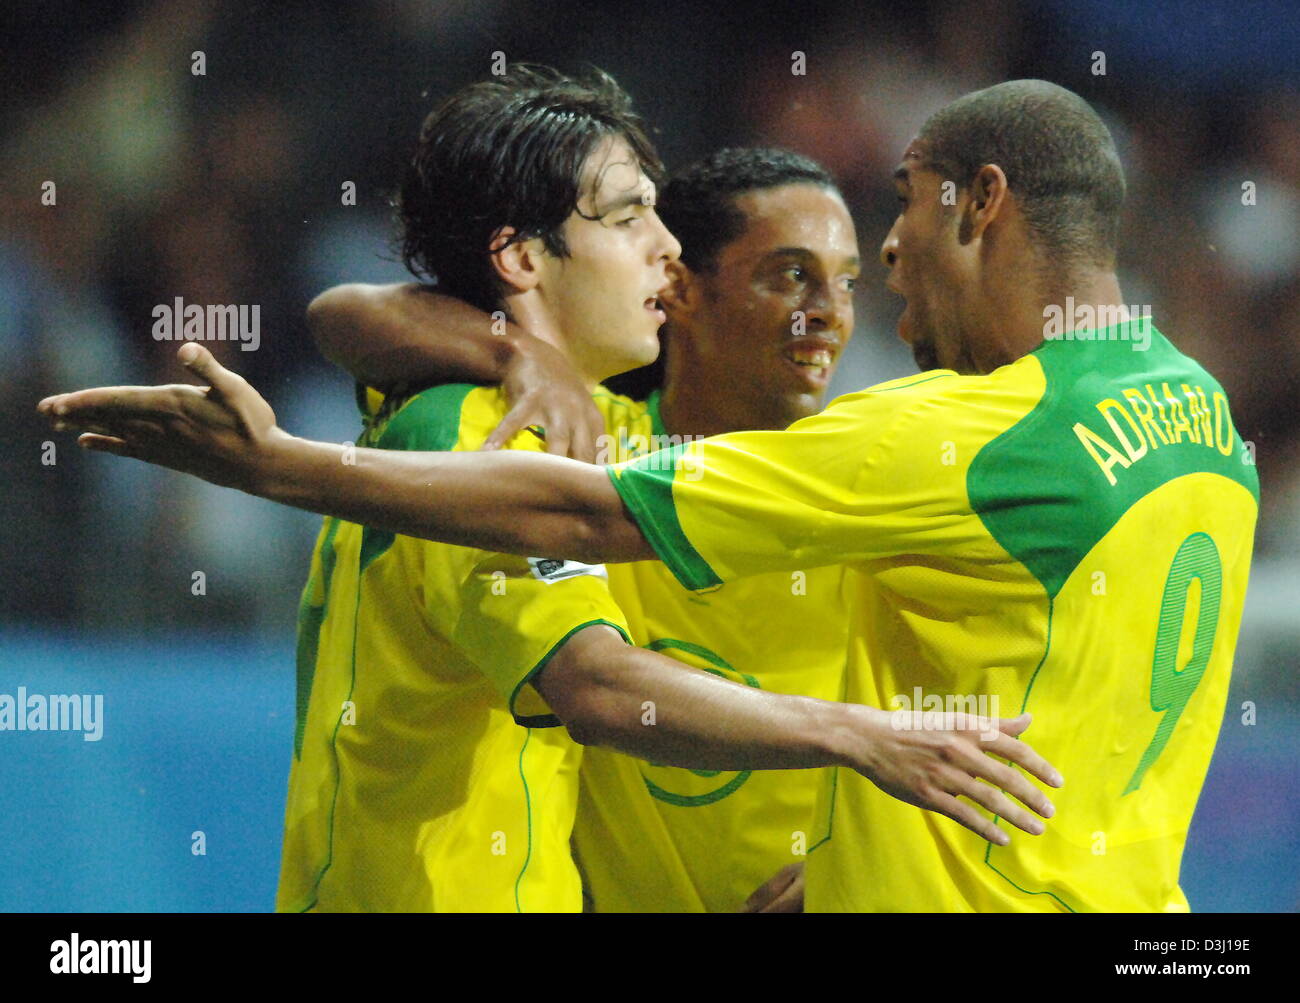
xmin=40 ymin=386 xmax=184 ymax=424
xmin=758 ymin=880 xmax=804 ymax=913
xmin=740 ymin=863 xmax=801 ymax=913
xmin=76 ymin=432 xmax=137 ymax=457
xmin=949 ymin=773 xmax=1046 ymax=835
xmin=935 ymin=794 xmax=1012 ymax=846
xmin=968 ymin=752 xmax=1057 ymax=820
xmin=995 ymin=712 xmax=1032 ymax=739
xmin=49 ymin=402 xmax=190 ymax=445
xmin=178 ymin=344 xmax=237 ymax=397
xmin=481 ymin=405 xmax=531 ymax=453
xmin=985 ymin=730 xmax=1064 ymax=790
xmin=568 ymin=418 xmax=599 ymax=464
xmin=544 ymin=426 xmax=571 ymax=460
xmin=177 ymin=345 xmax=267 ymax=430
xmin=756 ymin=864 xmax=804 ymax=913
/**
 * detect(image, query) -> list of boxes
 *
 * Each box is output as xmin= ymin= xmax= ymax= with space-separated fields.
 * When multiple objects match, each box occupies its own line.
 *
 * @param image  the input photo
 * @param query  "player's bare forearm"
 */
xmin=38 ymin=344 xmax=653 ymax=563
xmin=307 ymin=283 xmax=516 ymax=389
xmin=307 ymin=283 xmax=605 ymax=461
xmin=260 ymin=432 xmax=653 ymax=562
xmin=536 ymin=625 xmax=864 ymax=771
xmin=537 ymin=625 xmax=1064 ymax=845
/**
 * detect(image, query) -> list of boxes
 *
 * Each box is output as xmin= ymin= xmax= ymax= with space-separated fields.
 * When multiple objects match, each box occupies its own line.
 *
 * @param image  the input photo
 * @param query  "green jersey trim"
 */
xmin=606 ymin=450 xmax=723 ymax=591
xmin=512 ymin=618 xmax=632 ymax=728
xmin=514 ymin=727 xmax=535 ymax=912
xmin=980 ymin=597 xmax=1079 ymax=912
xmin=298 ymin=578 xmax=367 ymax=913
xmin=357 ymin=382 xmax=476 ymax=571
xmin=294 ymin=516 xmax=342 ymax=760
xmin=968 ymin=322 xmax=1257 ymax=598
xmin=646 ymin=389 xmax=668 ymax=438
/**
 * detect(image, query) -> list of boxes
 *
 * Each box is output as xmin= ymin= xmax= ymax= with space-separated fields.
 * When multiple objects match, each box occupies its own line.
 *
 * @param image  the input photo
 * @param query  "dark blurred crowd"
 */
xmin=2 ymin=0 xmax=1296 ymax=633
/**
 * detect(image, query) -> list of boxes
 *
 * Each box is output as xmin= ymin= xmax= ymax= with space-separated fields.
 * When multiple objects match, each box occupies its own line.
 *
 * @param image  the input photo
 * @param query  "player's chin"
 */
xmin=911 ymin=337 xmax=940 ymax=372
xmin=621 ymin=330 xmax=663 ymax=370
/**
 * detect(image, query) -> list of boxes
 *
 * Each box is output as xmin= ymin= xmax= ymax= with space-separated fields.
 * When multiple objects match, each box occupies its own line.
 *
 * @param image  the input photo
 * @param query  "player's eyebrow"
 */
xmin=765 ymin=247 xmax=862 ymax=270
xmin=596 ymin=187 xmax=655 ymax=217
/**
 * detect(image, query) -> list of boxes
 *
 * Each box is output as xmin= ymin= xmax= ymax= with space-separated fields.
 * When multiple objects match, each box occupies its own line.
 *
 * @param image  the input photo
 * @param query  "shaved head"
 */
xmin=918 ymin=80 xmax=1125 ymax=276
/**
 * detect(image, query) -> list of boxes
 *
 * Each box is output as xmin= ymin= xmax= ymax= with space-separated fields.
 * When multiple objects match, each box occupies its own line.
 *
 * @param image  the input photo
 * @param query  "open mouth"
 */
xmin=781 ymin=341 xmax=837 ymax=386
xmin=644 ymin=296 xmax=666 ymax=325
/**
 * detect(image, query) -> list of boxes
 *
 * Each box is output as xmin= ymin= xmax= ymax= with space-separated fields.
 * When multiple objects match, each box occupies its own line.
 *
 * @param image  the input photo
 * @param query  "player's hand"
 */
xmin=37 ymin=344 xmax=283 ymax=492
xmin=484 ymin=333 xmax=604 ymax=463
xmin=851 ymin=708 xmax=1062 ymax=846
xmin=740 ymin=862 xmax=804 ymax=913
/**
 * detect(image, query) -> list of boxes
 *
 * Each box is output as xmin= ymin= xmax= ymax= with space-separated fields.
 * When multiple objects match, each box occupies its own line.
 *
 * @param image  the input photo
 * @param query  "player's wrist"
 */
xmin=247 ymin=427 xmax=309 ymax=501
xmin=822 ymin=702 xmax=889 ymax=774
xmin=497 ymin=319 xmax=541 ymax=366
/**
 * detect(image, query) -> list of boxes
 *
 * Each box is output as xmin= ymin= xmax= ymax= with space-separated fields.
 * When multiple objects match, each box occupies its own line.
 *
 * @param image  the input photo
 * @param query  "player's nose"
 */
xmin=803 ymin=282 xmax=849 ymax=336
xmin=880 ymin=220 xmax=900 ymax=269
xmin=650 ymin=209 xmax=681 ymax=264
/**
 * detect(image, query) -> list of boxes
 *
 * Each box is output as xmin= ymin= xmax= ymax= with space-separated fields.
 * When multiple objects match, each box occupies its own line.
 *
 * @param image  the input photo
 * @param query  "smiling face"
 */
xmin=880 ymin=140 xmax=978 ymax=373
xmin=672 ymin=183 xmax=859 ymax=428
xmin=535 ymin=136 xmax=681 ymax=383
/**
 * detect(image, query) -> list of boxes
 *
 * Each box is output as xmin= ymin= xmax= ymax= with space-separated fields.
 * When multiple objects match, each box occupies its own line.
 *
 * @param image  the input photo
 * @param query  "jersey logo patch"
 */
xmin=526 ymin=557 xmax=609 ymax=584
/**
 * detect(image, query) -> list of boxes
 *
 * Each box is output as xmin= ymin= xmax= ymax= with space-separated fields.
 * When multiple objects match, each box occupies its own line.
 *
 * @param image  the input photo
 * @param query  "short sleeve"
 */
xmin=606 ymin=374 xmax=977 ymax=588
xmin=376 ymin=383 xmax=632 ymax=726
xmin=453 ymin=554 xmax=631 ymax=726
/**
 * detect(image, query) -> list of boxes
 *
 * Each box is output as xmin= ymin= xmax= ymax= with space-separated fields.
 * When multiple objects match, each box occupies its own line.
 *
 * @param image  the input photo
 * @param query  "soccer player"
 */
xmin=306 ymin=148 xmax=862 ymax=912
xmin=63 ymin=79 xmax=1244 ymax=914
xmin=275 ymin=64 xmax=688 ymax=912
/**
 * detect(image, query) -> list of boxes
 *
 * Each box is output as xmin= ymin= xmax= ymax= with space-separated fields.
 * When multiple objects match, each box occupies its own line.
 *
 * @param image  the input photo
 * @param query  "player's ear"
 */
xmin=659 ymin=260 xmax=698 ymax=318
xmin=489 ymin=226 xmax=542 ymax=294
xmin=962 ymin=163 xmax=1008 ymax=242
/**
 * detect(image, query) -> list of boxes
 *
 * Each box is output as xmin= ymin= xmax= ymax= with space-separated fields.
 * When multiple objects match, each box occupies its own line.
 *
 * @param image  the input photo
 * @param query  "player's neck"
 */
xmin=973 ymin=268 xmax=1127 ymax=372
xmin=657 ymin=383 xmax=738 ymax=439
xmin=504 ymin=295 xmax=602 ymax=391
xmin=658 ymin=351 xmax=782 ymax=439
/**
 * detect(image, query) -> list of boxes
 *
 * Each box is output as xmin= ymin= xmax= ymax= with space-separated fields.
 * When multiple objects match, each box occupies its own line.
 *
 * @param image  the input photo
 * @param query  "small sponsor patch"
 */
xmin=527 ymin=557 xmax=609 ymax=584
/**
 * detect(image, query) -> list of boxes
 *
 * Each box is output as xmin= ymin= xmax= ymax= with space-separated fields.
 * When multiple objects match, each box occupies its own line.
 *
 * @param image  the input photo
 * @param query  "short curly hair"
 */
xmin=657 ymin=147 xmax=840 ymax=274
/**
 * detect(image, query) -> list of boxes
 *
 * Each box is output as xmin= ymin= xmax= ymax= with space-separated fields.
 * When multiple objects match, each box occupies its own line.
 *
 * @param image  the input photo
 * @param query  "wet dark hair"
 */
xmin=396 ymin=64 xmax=664 ymax=312
xmin=918 ymin=79 xmax=1126 ymax=272
xmin=657 ymin=147 xmax=840 ymax=274
xmin=605 ymin=147 xmax=841 ymax=400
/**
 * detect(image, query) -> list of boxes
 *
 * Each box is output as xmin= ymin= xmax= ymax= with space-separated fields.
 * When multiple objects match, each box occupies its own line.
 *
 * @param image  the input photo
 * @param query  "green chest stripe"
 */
xmin=967 ymin=326 xmax=1258 ymax=597
xmin=292 ymin=383 xmax=474 ymax=762
xmin=358 ymin=383 xmax=476 ymax=571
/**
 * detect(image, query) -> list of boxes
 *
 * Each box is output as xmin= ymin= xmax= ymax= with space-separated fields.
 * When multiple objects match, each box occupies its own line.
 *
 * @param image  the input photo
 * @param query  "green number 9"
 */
xmin=1123 ymin=532 xmax=1222 ymax=795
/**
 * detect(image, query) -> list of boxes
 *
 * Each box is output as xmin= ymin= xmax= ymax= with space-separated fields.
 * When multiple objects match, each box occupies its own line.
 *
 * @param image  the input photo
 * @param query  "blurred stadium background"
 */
xmin=1 ymin=0 xmax=1296 ymax=911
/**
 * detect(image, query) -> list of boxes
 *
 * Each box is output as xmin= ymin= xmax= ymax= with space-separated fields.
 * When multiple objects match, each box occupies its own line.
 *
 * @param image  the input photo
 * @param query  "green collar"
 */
xmin=646 ymin=389 xmax=668 ymax=438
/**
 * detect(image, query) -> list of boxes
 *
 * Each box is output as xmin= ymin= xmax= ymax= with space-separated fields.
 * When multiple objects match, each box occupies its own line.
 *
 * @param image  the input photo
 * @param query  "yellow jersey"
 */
xmin=278 ymin=383 xmax=632 ymax=913
xmin=607 ymin=321 xmax=1259 ymax=912
xmin=576 ymin=391 xmax=851 ymax=912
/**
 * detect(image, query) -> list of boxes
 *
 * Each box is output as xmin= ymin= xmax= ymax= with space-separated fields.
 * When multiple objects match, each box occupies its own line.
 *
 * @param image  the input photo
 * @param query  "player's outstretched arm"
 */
xmin=308 ymin=282 xmax=605 ymax=461
xmin=537 ymin=624 xmax=1063 ymax=846
xmin=39 ymin=344 xmax=653 ymax=563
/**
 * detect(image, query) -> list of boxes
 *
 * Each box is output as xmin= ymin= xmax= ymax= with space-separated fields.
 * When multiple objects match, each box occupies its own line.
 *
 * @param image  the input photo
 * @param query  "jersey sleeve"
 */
xmin=606 ymin=374 xmax=976 ymax=589
xmin=378 ymin=383 xmax=631 ymax=726
xmin=453 ymin=555 xmax=630 ymax=725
